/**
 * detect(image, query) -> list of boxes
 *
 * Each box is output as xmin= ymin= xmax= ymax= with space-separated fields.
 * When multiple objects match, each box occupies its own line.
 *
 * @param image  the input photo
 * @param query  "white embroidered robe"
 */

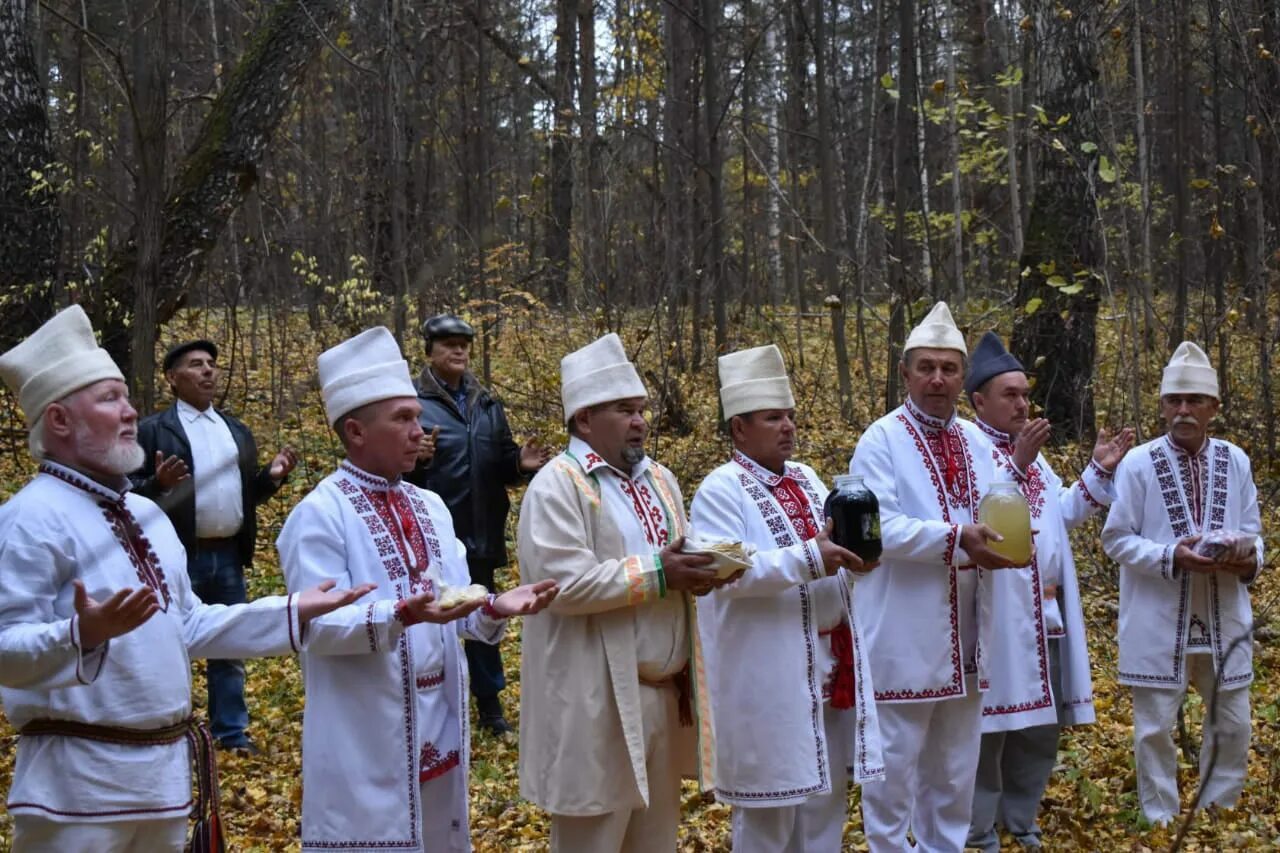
xmin=0 ymin=461 xmax=301 ymax=823
xmin=516 ymin=440 xmax=713 ymax=815
xmin=849 ymin=399 xmax=1040 ymax=709
xmin=1102 ymin=436 xmax=1262 ymax=690
xmin=277 ymin=461 xmax=505 ymax=852
xmin=974 ymin=419 xmax=1108 ymax=731
xmin=690 ymin=451 xmax=884 ymax=806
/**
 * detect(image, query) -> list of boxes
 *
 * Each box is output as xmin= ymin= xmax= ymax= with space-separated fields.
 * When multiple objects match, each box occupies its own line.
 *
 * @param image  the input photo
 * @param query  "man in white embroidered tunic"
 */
xmin=0 ymin=306 xmax=371 ymax=853
xmin=690 ymin=344 xmax=884 ymax=852
xmin=1102 ymin=341 xmax=1262 ymax=826
xmin=277 ymin=327 xmax=558 ymax=853
xmin=848 ymin=302 xmax=1035 ymax=853
xmin=517 ymin=332 xmax=727 ymax=852
xmin=963 ymin=331 xmax=1133 ymax=851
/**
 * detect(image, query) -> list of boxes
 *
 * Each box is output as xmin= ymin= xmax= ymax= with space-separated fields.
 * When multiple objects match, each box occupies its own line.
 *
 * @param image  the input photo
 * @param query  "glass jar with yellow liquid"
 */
xmin=977 ymin=481 xmax=1032 ymax=565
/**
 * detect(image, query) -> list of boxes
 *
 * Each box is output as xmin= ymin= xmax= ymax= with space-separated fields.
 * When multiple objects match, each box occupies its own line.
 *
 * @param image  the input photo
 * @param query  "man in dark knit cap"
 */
xmin=964 ymin=331 xmax=1133 ymax=851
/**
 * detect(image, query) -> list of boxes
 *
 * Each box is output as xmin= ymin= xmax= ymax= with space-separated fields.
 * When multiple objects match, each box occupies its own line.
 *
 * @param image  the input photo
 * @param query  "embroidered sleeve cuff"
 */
xmin=70 ymin=615 xmax=109 ymax=685
xmin=624 ymin=554 xmax=663 ymax=605
xmin=394 ymin=598 xmax=423 ymax=628
xmin=946 ymin=524 xmax=963 ymax=567
xmin=1161 ymin=544 xmax=1179 ymax=581
xmin=1078 ymin=462 xmax=1114 ymax=510
xmin=802 ymin=538 xmax=824 ymax=581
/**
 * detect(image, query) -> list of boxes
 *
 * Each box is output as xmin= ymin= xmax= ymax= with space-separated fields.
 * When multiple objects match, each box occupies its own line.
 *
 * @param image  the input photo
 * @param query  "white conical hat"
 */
xmin=318 ymin=327 xmax=416 ymax=425
xmin=718 ymin=344 xmax=795 ymax=420
xmin=1160 ymin=341 xmax=1219 ymax=399
xmin=0 ymin=305 xmax=124 ymax=427
xmin=560 ymin=333 xmax=647 ymax=422
xmin=904 ymin=301 xmax=967 ymax=355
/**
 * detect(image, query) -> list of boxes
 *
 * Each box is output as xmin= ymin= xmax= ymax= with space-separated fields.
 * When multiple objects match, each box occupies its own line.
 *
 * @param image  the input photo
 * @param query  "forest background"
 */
xmin=2 ymin=0 xmax=1280 ymax=849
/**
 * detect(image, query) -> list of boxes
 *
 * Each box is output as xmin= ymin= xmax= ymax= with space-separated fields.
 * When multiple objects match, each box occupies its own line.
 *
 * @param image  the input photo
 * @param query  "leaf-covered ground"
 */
xmin=1 ymin=304 xmax=1278 ymax=851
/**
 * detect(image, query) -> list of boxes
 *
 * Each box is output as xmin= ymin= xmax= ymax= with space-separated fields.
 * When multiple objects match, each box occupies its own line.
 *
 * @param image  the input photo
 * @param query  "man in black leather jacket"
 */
xmin=131 ymin=340 xmax=297 ymax=752
xmin=406 ymin=315 xmax=550 ymax=734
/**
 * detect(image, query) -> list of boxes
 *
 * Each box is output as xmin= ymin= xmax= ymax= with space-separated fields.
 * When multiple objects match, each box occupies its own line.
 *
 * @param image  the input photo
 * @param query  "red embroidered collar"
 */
xmin=38 ymin=460 xmax=131 ymax=504
xmin=568 ymin=436 xmax=651 ymax=480
xmin=340 ymin=460 xmax=402 ymax=491
xmin=974 ymin=418 xmax=1013 ymax=448
xmin=904 ymin=396 xmax=956 ymax=432
xmin=731 ymin=449 xmax=802 ymax=489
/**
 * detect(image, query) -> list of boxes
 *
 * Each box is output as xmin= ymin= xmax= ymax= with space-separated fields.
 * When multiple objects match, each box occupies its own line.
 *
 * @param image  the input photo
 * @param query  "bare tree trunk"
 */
xmin=700 ymin=0 xmax=727 ymax=356
xmin=1010 ymin=0 xmax=1101 ymax=443
xmin=947 ymin=9 xmax=964 ymax=301
xmin=545 ymin=0 xmax=575 ymax=307
xmin=578 ymin=0 xmax=607 ymax=316
xmin=1167 ymin=0 xmax=1191 ymax=349
xmin=97 ymin=0 xmax=345 ymax=372
xmin=0 ymin=0 xmax=61 ymax=347
xmin=762 ymin=17 xmax=784 ymax=304
xmin=1133 ymin=0 xmax=1156 ymax=349
xmin=126 ymin=0 xmax=169 ymax=410
xmin=886 ymin=0 xmax=920 ymax=411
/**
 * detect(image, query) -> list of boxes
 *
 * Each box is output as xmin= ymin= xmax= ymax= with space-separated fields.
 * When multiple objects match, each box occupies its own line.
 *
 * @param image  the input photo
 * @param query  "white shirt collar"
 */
xmin=176 ymin=398 xmax=217 ymax=423
xmin=1164 ymin=433 xmax=1210 ymax=459
xmin=568 ymin=436 xmax=650 ymax=480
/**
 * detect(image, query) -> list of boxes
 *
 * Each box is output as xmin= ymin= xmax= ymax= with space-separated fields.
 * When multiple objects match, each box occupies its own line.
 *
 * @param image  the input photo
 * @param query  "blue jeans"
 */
xmin=188 ymin=542 xmax=250 ymax=745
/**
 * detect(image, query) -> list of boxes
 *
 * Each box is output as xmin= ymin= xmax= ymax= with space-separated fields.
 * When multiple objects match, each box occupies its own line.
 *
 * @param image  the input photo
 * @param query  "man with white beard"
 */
xmin=0 ymin=305 xmax=373 ymax=852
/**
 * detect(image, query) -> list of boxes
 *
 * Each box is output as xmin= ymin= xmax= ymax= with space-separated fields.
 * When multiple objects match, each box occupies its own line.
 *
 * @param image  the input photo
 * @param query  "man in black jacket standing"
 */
xmin=132 ymin=340 xmax=298 ymax=752
xmin=407 ymin=314 xmax=550 ymax=734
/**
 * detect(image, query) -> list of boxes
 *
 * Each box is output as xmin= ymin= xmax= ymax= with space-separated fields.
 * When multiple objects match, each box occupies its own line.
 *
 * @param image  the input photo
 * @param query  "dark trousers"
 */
xmin=188 ymin=541 xmax=250 ymax=745
xmin=466 ymin=560 xmax=507 ymax=703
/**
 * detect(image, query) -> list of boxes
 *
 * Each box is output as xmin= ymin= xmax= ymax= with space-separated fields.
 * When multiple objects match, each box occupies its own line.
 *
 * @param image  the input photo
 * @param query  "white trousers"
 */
xmin=421 ymin=764 xmax=471 ymax=852
xmin=730 ymin=705 xmax=853 ymax=853
xmin=12 ymin=815 xmax=187 ymax=852
xmin=550 ymin=683 xmax=684 ymax=853
xmin=860 ymin=676 xmax=983 ymax=853
xmin=1132 ymin=653 xmax=1251 ymax=824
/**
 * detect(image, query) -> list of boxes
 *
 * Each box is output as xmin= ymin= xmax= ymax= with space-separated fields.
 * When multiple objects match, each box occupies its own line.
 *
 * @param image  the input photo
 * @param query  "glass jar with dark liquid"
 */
xmin=823 ymin=474 xmax=882 ymax=563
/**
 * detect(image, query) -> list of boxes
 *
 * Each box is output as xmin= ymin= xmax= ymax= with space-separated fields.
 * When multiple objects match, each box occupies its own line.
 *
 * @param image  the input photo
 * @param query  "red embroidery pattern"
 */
xmin=39 ymin=463 xmax=175 ymax=611
xmin=416 ymin=669 xmax=445 ymax=690
xmin=617 ymin=476 xmax=670 ymax=547
xmin=419 ymin=741 xmax=461 ymax=783
xmin=982 ymin=551 xmax=1052 ymax=717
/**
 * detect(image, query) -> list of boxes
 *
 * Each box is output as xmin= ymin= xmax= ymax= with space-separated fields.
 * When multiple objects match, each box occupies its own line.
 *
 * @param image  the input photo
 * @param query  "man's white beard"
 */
xmin=74 ymin=421 xmax=146 ymax=476
xmin=622 ymin=446 xmax=645 ymax=466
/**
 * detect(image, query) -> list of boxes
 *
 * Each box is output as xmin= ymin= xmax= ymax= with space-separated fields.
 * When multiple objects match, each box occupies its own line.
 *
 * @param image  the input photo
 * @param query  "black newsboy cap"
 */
xmin=163 ymin=339 xmax=218 ymax=372
xmin=421 ymin=314 xmax=475 ymax=343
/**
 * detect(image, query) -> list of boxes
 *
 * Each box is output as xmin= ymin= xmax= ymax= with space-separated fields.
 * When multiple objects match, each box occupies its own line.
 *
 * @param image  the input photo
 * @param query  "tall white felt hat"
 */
xmin=1161 ymin=341 xmax=1219 ymax=399
xmin=0 ymin=305 xmax=125 ymax=427
xmin=903 ymin=301 xmax=967 ymax=355
xmin=719 ymin=344 xmax=795 ymax=420
xmin=318 ymin=327 xmax=416 ymax=425
xmin=560 ymin=333 xmax=647 ymax=422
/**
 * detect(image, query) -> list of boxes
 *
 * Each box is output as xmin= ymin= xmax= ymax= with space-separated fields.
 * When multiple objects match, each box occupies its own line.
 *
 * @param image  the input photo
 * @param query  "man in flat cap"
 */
xmin=517 ymin=333 xmax=726 ymax=852
xmin=691 ymin=344 xmax=883 ymax=852
xmin=0 ymin=306 xmax=370 ymax=852
xmin=1103 ymin=341 xmax=1262 ymax=826
xmin=277 ymin=326 xmax=557 ymax=852
xmin=407 ymin=313 xmax=551 ymax=734
xmin=964 ymin=331 xmax=1132 ymax=851
xmin=131 ymin=339 xmax=298 ymax=752
xmin=848 ymin=302 xmax=1031 ymax=853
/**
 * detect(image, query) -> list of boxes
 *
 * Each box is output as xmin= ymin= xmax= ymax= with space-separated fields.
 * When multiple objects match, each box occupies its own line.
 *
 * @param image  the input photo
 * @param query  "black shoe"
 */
xmin=216 ymin=737 xmax=260 ymax=756
xmin=478 ymin=714 xmax=513 ymax=735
